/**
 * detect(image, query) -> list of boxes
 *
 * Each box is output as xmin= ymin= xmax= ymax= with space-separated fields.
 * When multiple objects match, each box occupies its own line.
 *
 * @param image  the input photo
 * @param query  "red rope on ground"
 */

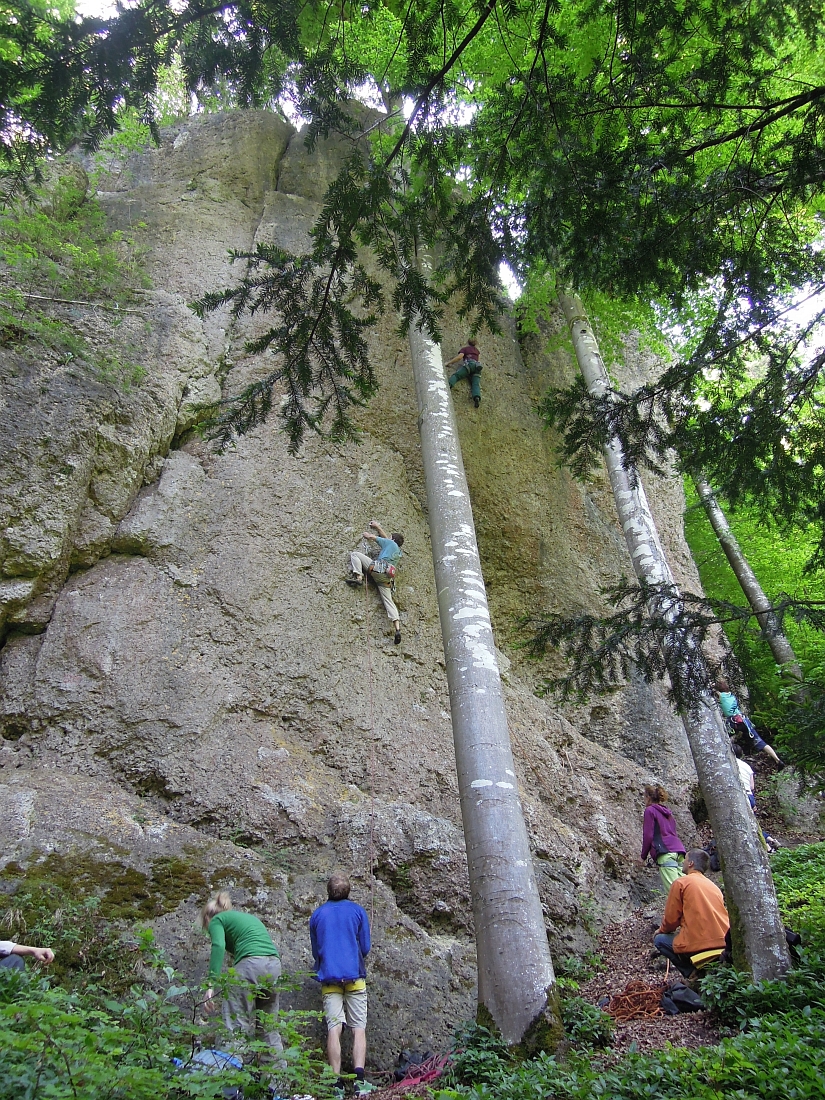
xmin=381 ymin=1053 xmax=452 ymax=1092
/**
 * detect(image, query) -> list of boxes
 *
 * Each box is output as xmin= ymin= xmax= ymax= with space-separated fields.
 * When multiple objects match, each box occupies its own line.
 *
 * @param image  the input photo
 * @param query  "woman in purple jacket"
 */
xmin=640 ymin=784 xmax=686 ymax=891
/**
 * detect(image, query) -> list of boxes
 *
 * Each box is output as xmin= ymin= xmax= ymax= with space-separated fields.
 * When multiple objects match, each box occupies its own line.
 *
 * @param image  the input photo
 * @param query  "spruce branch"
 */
xmin=522 ymin=580 xmax=825 ymax=717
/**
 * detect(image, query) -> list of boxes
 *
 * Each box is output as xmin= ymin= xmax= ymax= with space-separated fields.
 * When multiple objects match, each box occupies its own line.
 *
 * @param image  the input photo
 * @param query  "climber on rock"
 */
xmin=346 ymin=520 xmax=404 ymax=645
xmin=445 ymin=338 xmax=483 ymax=407
xmin=714 ymin=679 xmax=785 ymax=768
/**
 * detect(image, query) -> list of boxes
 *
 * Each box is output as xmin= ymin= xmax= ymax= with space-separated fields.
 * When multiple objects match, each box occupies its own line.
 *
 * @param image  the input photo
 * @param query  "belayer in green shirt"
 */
xmin=200 ymin=890 xmax=283 ymax=1055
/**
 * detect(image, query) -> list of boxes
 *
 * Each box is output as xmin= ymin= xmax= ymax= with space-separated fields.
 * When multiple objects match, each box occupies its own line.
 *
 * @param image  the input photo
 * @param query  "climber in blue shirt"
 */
xmin=346 ymin=519 xmax=404 ymax=645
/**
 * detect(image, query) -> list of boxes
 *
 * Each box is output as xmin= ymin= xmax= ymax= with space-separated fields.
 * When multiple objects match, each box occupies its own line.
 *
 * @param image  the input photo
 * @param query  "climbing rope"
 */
xmin=362 ymin=543 xmax=378 ymax=927
xmin=383 ymin=1053 xmax=452 ymax=1092
xmin=607 ymin=979 xmax=667 ymax=1021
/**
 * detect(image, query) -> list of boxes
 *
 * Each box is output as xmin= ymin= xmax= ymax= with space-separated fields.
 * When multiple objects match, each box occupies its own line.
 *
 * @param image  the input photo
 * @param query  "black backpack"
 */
xmin=703 ymin=840 xmax=721 ymax=873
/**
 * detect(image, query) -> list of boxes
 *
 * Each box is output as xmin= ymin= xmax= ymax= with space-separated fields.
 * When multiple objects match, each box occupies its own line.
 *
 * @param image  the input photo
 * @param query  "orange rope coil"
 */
xmin=607 ymin=980 xmax=667 ymax=1022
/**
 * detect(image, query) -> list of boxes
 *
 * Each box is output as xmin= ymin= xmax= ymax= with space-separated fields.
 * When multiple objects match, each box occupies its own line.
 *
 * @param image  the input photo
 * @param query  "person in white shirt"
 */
xmin=732 ymin=743 xmax=778 ymax=851
xmin=0 ymin=939 xmax=55 ymax=971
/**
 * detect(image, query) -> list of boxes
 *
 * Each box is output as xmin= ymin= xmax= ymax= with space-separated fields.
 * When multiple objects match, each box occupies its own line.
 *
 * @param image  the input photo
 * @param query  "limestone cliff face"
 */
xmin=0 ymin=111 xmax=702 ymax=1063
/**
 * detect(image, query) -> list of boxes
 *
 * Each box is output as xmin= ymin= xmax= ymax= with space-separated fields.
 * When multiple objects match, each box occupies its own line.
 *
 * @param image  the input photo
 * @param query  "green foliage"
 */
xmin=771 ymin=844 xmax=825 ymax=950
xmin=0 ymin=172 xmax=148 ymax=385
xmin=682 ymin=480 xmax=825 ymax=767
xmin=443 ymin=1022 xmax=513 ymax=1086
xmin=0 ymin=960 xmax=335 ymax=1100
xmin=554 ymin=952 xmax=604 ymax=989
xmin=699 ymin=951 xmax=825 ymax=1027
xmin=0 ymin=883 xmax=335 ymax=1100
xmin=436 ymin=1013 xmax=825 ymax=1100
xmin=559 ymin=996 xmax=613 ymax=1050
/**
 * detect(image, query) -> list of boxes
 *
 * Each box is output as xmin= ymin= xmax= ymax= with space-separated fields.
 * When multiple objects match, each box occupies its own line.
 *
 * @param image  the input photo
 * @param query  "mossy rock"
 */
xmin=1 ymin=850 xmax=207 ymax=921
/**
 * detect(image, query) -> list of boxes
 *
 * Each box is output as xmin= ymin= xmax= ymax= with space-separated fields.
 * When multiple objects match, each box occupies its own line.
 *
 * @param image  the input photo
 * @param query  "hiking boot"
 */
xmin=473 ymin=395 xmax=481 ymax=407
xmin=394 ymin=629 xmax=402 ymax=645
xmin=346 ymin=575 xmax=364 ymax=587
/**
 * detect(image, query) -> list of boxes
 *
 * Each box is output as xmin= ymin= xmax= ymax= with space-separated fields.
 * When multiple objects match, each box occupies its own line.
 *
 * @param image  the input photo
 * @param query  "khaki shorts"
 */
xmin=322 ymin=979 xmax=368 ymax=1032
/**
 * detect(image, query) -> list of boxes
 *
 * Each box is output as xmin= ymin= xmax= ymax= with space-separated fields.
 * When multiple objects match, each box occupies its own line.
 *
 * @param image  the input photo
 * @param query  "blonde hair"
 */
xmin=199 ymin=890 xmax=232 ymax=928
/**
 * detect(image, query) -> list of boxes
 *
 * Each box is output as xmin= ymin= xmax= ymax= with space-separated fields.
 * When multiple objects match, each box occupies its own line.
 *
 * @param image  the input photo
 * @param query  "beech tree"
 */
xmin=404 ymin=251 xmax=557 ymax=1044
xmin=555 ymin=292 xmax=790 ymax=980
xmin=693 ymin=476 xmax=805 ymax=690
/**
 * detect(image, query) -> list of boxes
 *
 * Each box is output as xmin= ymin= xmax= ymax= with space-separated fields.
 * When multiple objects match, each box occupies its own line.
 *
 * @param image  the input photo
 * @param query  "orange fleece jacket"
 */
xmin=660 ymin=871 xmax=730 ymax=954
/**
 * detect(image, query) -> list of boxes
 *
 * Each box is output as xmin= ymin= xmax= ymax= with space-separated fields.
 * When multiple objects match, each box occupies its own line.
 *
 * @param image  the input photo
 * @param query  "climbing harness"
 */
xmin=367 ymin=559 xmax=396 ymax=585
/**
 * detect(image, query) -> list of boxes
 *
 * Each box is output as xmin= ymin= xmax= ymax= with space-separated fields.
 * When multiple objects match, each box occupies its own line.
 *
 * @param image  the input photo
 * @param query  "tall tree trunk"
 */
xmin=558 ymin=290 xmax=790 ymax=980
xmin=693 ymin=475 xmax=805 ymax=691
xmin=405 ymin=252 xmax=558 ymax=1046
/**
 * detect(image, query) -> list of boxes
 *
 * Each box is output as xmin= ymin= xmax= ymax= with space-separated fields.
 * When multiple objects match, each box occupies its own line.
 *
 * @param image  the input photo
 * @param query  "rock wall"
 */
xmin=0 ymin=110 xmax=703 ymax=1064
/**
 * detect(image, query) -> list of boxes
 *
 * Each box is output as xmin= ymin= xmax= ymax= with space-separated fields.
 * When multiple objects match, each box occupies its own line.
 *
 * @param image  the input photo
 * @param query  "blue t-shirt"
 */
xmin=376 ymin=537 xmax=402 ymax=566
xmin=309 ymin=899 xmax=371 ymax=983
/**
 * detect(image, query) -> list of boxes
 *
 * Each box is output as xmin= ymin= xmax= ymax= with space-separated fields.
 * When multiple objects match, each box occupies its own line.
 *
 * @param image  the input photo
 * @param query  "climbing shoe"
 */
xmin=394 ymin=630 xmax=402 ymax=645
xmin=346 ymin=576 xmax=364 ymax=587
xmin=473 ymin=395 xmax=480 ymax=407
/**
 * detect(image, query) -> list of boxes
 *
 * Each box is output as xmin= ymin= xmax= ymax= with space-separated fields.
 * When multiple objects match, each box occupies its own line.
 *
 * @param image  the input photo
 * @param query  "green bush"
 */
xmin=771 ymin=843 xmax=825 ymax=950
xmin=699 ymin=950 xmax=825 ymax=1027
xmin=559 ymin=996 xmax=613 ymax=1049
xmin=0 ymin=947 xmax=337 ymax=1100
xmin=435 ymin=1012 xmax=825 ymax=1100
xmin=442 ymin=1022 xmax=513 ymax=1086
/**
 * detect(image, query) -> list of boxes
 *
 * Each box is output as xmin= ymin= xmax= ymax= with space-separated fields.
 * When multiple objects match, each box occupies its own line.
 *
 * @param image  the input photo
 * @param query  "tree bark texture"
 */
xmin=405 ymin=253 xmax=557 ymax=1044
xmin=558 ymin=290 xmax=790 ymax=980
xmin=693 ymin=475 xmax=804 ymax=686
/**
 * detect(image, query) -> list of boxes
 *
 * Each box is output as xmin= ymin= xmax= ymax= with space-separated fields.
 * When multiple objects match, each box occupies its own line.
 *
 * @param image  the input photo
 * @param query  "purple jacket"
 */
xmin=641 ymin=803 xmax=685 ymax=861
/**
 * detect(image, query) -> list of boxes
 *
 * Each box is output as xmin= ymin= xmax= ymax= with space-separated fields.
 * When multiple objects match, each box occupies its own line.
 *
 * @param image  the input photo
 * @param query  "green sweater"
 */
xmin=207 ymin=911 xmax=279 ymax=978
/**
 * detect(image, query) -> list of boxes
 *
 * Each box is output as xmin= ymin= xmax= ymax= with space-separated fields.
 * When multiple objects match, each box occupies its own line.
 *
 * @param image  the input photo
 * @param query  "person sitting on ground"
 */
xmin=0 ymin=939 xmax=55 ymax=971
xmin=310 ymin=872 xmax=373 ymax=1097
xmin=444 ymin=338 xmax=483 ymax=407
xmin=732 ymin=743 xmax=779 ymax=852
xmin=199 ymin=891 xmax=283 ymax=1057
xmin=653 ymin=848 xmax=730 ymax=980
xmin=714 ymin=679 xmax=784 ymax=767
xmin=640 ymin=783 xmax=686 ymax=892
xmin=346 ymin=519 xmax=404 ymax=645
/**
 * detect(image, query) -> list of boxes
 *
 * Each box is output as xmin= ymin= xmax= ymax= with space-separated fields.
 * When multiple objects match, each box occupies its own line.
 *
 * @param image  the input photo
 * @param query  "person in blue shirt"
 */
xmin=346 ymin=519 xmax=404 ymax=644
xmin=310 ymin=873 xmax=372 ymax=1095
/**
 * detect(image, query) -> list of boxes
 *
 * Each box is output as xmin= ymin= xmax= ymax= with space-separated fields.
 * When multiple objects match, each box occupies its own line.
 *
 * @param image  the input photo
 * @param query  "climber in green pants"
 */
xmin=445 ymin=338 xmax=483 ymax=407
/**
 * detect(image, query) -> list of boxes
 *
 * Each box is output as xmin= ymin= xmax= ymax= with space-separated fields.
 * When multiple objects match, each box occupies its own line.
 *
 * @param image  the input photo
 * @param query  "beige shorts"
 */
xmin=322 ymin=980 xmax=368 ymax=1032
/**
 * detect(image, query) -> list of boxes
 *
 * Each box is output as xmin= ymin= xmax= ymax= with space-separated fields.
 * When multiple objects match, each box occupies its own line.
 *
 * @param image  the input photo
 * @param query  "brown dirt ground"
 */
xmin=577 ymin=908 xmax=724 ymax=1059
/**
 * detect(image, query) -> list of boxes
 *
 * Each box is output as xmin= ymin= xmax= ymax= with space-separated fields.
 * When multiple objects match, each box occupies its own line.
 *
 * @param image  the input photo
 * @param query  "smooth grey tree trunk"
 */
xmin=559 ymin=290 xmax=790 ymax=980
xmin=693 ymin=475 xmax=805 ymax=689
xmin=404 ymin=252 xmax=557 ymax=1045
